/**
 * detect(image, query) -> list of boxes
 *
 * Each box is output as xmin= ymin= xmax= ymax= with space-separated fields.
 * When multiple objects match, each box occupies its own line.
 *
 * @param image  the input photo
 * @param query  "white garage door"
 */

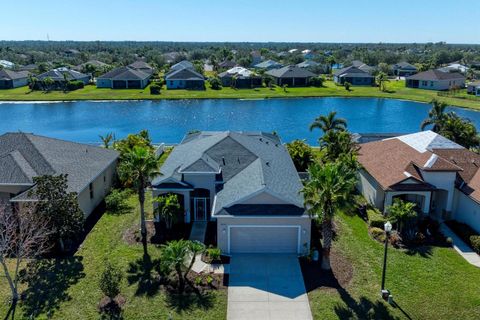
xmin=229 ymin=226 xmax=299 ymax=253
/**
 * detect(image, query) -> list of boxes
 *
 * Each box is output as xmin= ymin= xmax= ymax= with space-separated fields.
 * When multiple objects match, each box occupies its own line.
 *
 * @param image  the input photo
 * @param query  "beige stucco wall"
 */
xmin=216 ymin=216 xmax=311 ymax=255
xmin=77 ymin=160 xmax=117 ymax=217
xmin=357 ymin=170 xmax=385 ymax=209
xmin=453 ymin=190 xmax=480 ymax=233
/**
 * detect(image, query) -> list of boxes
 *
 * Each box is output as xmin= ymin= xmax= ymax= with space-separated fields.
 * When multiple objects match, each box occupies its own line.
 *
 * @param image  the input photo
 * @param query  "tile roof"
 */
xmin=0 ymin=133 xmax=119 ymax=194
xmin=37 ymin=68 xmax=89 ymax=81
xmin=152 ymin=131 xmax=304 ymax=214
xmin=406 ymin=70 xmax=466 ymax=81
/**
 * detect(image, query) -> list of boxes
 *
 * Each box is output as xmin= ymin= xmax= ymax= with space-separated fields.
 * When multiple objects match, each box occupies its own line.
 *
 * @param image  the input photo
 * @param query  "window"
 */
xmin=430 ymin=81 xmax=434 ymax=87
xmin=422 ymin=81 xmax=428 ymax=86
xmin=89 ymin=183 xmax=94 ymax=199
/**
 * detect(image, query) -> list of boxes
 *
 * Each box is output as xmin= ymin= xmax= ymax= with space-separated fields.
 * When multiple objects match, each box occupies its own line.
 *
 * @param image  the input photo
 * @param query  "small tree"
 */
xmin=100 ymin=132 xmax=114 ymax=148
xmin=387 ymin=199 xmax=417 ymax=234
xmin=309 ymin=76 xmax=325 ymax=87
xmin=42 ymin=76 xmax=54 ymax=92
xmin=0 ymin=205 xmax=51 ymax=306
xmin=282 ymin=84 xmax=288 ymax=92
xmin=286 ymin=139 xmax=315 ymax=172
xmin=344 ymin=81 xmax=351 ymax=91
xmin=209 ymin=77 xmax=222 ymax=90
xmin=150 ymin=83 xmax=162 ymax=95
xmin=154 ymin=194 xmax=182 ymax=229
xmin=100 ymin=261 xmax=123 ymax=299
xmin=376 ymin=72 xmax=389 ymax=92
xmin=263 ymin=74 xmax=274 ymax=88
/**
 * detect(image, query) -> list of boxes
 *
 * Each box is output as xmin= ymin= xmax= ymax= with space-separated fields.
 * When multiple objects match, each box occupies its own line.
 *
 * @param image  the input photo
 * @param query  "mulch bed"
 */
xmin=123 ymin=221 xmax=192 ymax=245
xmin=204 ymin=221 xmax=218 ymax=247
xmin=200 ymin=253 xmax=230 ymax=265
xmin=299 ymin=248 xmax=353 ymax=293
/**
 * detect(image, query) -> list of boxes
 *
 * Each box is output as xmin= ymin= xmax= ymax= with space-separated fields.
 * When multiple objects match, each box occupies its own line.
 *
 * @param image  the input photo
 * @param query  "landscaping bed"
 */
xmin=445 ymin=220 xmax=480 ymax=254
xmin=123 ymin=220 xmax=192 ymax=245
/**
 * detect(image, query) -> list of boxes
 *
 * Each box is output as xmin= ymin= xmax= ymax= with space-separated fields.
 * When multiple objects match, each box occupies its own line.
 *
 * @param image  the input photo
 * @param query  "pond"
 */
xmin=1 ymin=97 xmax=480 ymax=145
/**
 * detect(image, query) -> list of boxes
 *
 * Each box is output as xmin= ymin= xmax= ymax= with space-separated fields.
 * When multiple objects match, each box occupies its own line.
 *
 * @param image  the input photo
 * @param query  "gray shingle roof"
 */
xmin=128 ymin=61 xmax=153 ymax=71
xmin=0 ymin=133 xmax=119 ymax=194
xmin=393 ymin=62 xmax=417 ymax=70
xmin=165 ymin=67 xmax=204 ymax=81
xmin=406 ymin=70 xmax=466 ymax=81
xmin=170 ymin=60 xmax=194 ymax=71
xmin=98 ymin=66 xmax=151 ymax=81
xmin=152 ymin=131 xmax=304 ymax=214
xmin=266 ymin=65 xmax=316 ymax=78
xmin=334 ymin=66 xmax=373 ymax=77
xmin=0 ymin=69 xmax=30 ymax=81
xmin=37 ymin=68 xmax=89 ymax=81
xmin=296 ymin=60 xmax=319 ymax=68
xmin=254 ymin=60 xmax=283 ymax=69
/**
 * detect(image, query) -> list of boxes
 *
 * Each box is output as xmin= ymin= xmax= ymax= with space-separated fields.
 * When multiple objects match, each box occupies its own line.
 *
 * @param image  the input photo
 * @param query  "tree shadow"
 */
xmin=334 ymin=293 xmax=399 ymax=320
xmin=165 ymin=290 xmax=215 ymax=314
xmin=126 ymin=252 xmax=163 ymax=297
xmin=19 ymin=256 xmax=85 ymax=319
xmin=404 ymin=245 xmax=433 ymax=258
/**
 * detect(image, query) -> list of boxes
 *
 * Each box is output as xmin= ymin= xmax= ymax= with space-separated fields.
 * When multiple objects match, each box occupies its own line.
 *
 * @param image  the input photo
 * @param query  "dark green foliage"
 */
xmin=205 ymin=247 xmax=221 ymax=262
xmin=105 ymin=189 xmax=132 ymax=212
xmin=30 ymin=174 xmax=84 ymax=252
xmin=100 ymin=261 xmax=123 ymax=299
xmin=368 ymin=209 xmax=386 ymax=229
xmin=154 ymin=193 xmax=182 ymax=229
xmin=286 ymin=139 xmax=314 ymax=171
xmin=66 ymin=80 xmax=84 ymax=91
xmin=208 ymin=77 xmax=222 ymax=90
xmin=344 ymin=81 xmax=351 ymax=91
xmin=470 ymin=236 xmax=480 ymax=254
xmin=150 ymin=83 xmax=162 ymax=95
xmin=445 ymin=220 xmax=479 ymax=252
xmin=309 ymin=76 xmax=325 ymax=87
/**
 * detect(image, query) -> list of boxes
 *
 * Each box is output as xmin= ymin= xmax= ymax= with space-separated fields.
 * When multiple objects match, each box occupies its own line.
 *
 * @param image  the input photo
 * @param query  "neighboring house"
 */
xmin=170 ymin=60 xmax=194 ymax=72
xmin=288 ymin=49 xmax=298 ymax=54
xmin=406 ymin=70 xmax=466 ymax=90
xmin=250 ymin=51 xmax=263 ymax=66
xmin=0 ymin=60 xmax=15 ymax=69
xmin=467 ymin=81 xmax=480 ymax=96
xmin=218 ymin=67 xmax=262 ymax=88
xmin=36 ymin=68 xmax=90 ymax=89
xmin=128 ymin=61 xmax=154 ymax=75
xmin=0 ymin=133 xmax=119 ymax=217
xmin=438 ymin=63 xmax=469 ymax=74
xmin=302 ymin=49 xmax=315 ymax=60
xmin=357 ymin=131 xmax=480 ymax=233
xmin=351 ymin=60 xmax=375 ymax=74
xmin=0 ymin=69 xmax=30 ymax=89
xmin=254 ymin=60 xmax=283 ymax=70
xmin=151 ymin=131 xmax=311 ymax=254
xmin=296 ymin=60 xmax=320 ymax=69
xmin=333 ymin=66 xmax=375 ymax=86
xmin=165 ymin=67 xmax=205 ymax=90
xmin=218 ymin=60 xmax=237 ymax=69
xmin=392 ymin=62 xmax=418 ymax=77
xmin=73 ymin=60 xmax=109 ymax=72
xmin=266 ymin=65 xmax=316 ymax=87
xmin=97 ymin=66 xmax=151 ymax=89
xmin=163 ymin=52 xmax=181 ymax=64
xmin=18 ymin=64 xmax=38 ymax=72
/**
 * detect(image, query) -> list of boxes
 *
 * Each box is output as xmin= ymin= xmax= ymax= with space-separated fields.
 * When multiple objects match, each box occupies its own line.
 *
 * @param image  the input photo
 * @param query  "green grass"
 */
xmin=0 ymin=193 xmax=227 ymax=320
xmin=1 ymin=80 xmax=480 ymax=110
xmin=309 ymin=213 xmax=480 ymax=319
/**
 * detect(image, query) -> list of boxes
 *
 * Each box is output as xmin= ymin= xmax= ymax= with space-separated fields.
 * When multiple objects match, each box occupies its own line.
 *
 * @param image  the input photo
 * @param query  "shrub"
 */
xmin=446 ymin=237 xmax=453 ymax=246
xmin=370 ymin=227 xmax=385 ymax=242
xmin=66 ymin=80 xmax=84 ymax=91
xmin=470 ymin=235 xmax=480 ymax=254
xmin=206 ymin=247 xmax=221 ymax=262
xmin=344 ymin=82 xmax=351 ymax=91
xmin=445 ymin=220 xmax=479 ymax=249
xmin=309 ymin=76 xmax=325 ymax=87
xmin=105 ymin=189 xmax=131 ymax=212
xmin=368 ymin=209 xmax=386 ymax=229
xmin=286 ymin=139 xmax=314 ymax=172
xmin=389 ymin=230 xmax=403 ymax=248
xmin=99 ymin=262 xmax=123 ymax=299
xmin=150 ymin=83 xmax=162 ymax=94
xmin=209 ymin=77 xmax=222 ymax=90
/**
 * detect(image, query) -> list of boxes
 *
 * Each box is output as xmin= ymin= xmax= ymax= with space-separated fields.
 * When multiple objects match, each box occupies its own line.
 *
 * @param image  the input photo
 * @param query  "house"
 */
xmin=218 ymin=67 xmax=262 ymax=88
xmin=18 ymin=64 xmax=38 ymax=72
xmin=438 ymin=63 xmax=469 ymax=74
xmin=73 ymin=60 xmax=109 ymax=72
xmin=254 ymin=60 xmax=283 ymax=70
xmin=128 ymin=61 xmax=154 ymax=75
xmin=467 ymin=81 xmax=480 ymax=96
xmin=0 ymin=60 xmax=15 ymax=69
xmin=0 ymin=133 xmax=119 ymax=217
xmin=218 ymin=60 xmax=237 ymax=69
xmin=351 ymin=60 xmax=375 ymax=74
xmin=36 ymin=67 xmax=90 ymax=89
xmin=165 ymin=67 xmax=205 ymax=90
xmin=296 ymin=60 xmax=320 ymax=69
xmin=266 ymin=65 xmax=316 ymax=87
xmin=392 ymin=62 xmax=418 ymax=77
xmin=0 ymin=69 xmax=30 ymax=89
xmin=357 ymin=131 xmax=480 ymax=233
xmin=170 ymin=60 xmax=194 ymax=72
xmin=250 ymin=51 xmax=263 ymax=66
xmin=97 ymin=66 xmax=151 ymax=89
xmin=406 ymin=70 xmax=466 ymax=90
xmin=151 ymin=131 xmax=311 ymax=254
xmin=302 ymin=49 xmax=315 ymax=60
xmin=333 ymin=66 xmax=375 ymax=86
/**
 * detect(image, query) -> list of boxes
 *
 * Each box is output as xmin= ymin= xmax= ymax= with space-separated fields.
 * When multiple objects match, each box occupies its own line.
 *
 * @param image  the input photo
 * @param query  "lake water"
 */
xmin=1 ymin=98 xmax=480 ymax=145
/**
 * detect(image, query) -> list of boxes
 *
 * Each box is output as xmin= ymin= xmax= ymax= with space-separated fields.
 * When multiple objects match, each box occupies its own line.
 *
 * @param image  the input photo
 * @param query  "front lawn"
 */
xmin=306 ymin=213 xmax=480 ymax=319
xmin=0 ymin=193 xmax=227 ymax=320
xmin=1 ymin=80 xmax=480 ymax=110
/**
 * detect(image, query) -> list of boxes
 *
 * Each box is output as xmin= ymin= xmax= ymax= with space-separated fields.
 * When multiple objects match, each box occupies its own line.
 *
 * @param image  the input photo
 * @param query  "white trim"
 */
xmin=216 ymin=214 xmax=309 ymax=219
xmin=227 ymin=225 xmax=301 ymax=254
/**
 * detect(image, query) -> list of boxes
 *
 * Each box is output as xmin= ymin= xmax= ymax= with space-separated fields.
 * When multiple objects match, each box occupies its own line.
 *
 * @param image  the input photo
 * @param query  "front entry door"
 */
xmin=194 ymin=198 xmax=207 ymax=221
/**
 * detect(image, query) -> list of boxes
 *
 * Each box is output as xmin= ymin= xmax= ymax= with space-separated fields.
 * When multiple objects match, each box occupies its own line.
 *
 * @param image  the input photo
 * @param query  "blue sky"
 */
xmin=1 ymin=0 xmax=479 ymax=43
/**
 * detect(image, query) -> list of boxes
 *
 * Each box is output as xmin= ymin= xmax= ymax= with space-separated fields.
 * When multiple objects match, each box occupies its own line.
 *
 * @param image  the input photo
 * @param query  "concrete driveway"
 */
xmin=227 ymin=254 xmax=312 ymax=320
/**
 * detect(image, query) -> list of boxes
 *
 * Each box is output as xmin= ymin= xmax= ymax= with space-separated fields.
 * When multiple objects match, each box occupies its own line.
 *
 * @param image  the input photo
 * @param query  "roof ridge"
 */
xmin=21 ymin=133 xmax=57 ymax=175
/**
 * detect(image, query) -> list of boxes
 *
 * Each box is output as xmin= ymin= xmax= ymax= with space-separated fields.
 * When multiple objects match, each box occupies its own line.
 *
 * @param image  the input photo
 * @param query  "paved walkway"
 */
xmin=189 ymin=221 xmax=207 ymax=242
xmin=441 ymin=223 xmax=480 ymax=268
xmin=227 ymin=254 xmax=312 ymax=320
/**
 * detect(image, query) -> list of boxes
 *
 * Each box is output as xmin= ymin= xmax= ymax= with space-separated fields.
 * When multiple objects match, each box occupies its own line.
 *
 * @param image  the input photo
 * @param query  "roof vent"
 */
xmin=237 ymin=157 xmax=240 ymax=164
xmin=222 ymin=157 xmax=226 ymax=165
xmin=266 ymin=141 xmax=269 ymax=145
xmin=266 ymin=161 xmax=270 ymax=167
xmin=259 ymin=138 xmax=263 ymax=142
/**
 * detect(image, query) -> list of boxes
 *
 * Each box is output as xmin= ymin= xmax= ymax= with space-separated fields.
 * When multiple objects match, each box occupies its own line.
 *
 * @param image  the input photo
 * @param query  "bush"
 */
xmin=105 ymin=189 xmax=131 ymax=212
xmin=445 ymin=220 xmax=479 ymax=249
xmin=206 ymin=247 xmax=221 ymax=262
xmin=286 ymin=139 xmax=314 ymax=172
xmin=389 ymin=230 xmax=403 ymax=248
xmin=100 ymin=262 xmax=123 ymax=299
xmin=309 ymin=76 xmax=325 ymax=87
xmin=344 ymin=81 xmax=351 ymax=91
xmin=150 ymin=83 xmax=162 ymax=94
xmin=470 ymin=235 xmax=480 ymax=254
xmin=209 ymin=77 xmax=222 ymax=90
xmin=66 ymin=80 xmax=84 ymax=91
xmin=368 ymin=209 xmax=386 ymax=229
xmin=370 ymin=227 xmax=385 ymax=242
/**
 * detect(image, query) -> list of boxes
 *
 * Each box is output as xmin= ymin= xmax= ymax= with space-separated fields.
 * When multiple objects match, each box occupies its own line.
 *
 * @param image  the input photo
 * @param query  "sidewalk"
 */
xmin=440 ymin=223 xmax=480 ymax=268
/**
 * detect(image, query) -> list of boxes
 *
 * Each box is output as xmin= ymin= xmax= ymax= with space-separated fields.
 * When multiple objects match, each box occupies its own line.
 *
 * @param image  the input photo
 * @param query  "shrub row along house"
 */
xmin=357 ymin=131 xmax=480 ymax=233
xmin=165 ymin=60 xmax=205 ymax=90
xmin=218 ymin=66 xmax=262 ymax=88
xmin=35 ymin=67 xmax=90 ymax=90
xmin=97 ymin=61 xmax=153 ymax=89
xmin=0 ymin=132 xmax=118 ymax=217
xmin=151 ymin=131 xmax=311 ymax=254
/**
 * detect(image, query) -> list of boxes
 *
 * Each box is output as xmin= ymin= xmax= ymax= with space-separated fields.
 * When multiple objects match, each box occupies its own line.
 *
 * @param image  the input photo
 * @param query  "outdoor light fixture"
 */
xmin=381 ymin=221 xmax=392 ymax=301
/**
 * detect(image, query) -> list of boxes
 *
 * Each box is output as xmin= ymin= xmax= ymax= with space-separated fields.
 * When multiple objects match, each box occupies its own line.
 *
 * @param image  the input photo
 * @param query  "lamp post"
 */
xmin=381 ymin=221 xmax=392 ymax=301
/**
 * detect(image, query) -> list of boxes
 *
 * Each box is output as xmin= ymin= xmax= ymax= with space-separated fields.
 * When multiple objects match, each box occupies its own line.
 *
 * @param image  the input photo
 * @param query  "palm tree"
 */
xmin=42 ymin=76 xmax=54 ymax=92
xmin=302 ymin=161 xmax=357 ymax=270
xmin=309 ymin=111 xmax=347 ymax=134
xmin=118 ymin=146 xmax=162 ymax=247
xmin=376 ymin=72 xmax=389 ymax=92
xmin=99 ymin=132 xmax=114 ymax=149
xmin=420 ymin=99 xmax=447 ymax=131
xmin=387 ymin=199 xmax=417 ymax=234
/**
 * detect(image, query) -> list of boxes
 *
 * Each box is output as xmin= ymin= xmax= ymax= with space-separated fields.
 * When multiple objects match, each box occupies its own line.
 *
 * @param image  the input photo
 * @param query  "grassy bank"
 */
xmin=1 ymin=80 xmax=480 ymax=110
xmin=308 ymin=213 xmax=480 ymax=319
xmin=0 ymin=193 xmax=227 ymax=320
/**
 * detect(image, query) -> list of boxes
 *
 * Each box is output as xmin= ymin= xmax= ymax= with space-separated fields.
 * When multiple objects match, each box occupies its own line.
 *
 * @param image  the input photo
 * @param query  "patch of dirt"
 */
xmin=300 ymin=248 xmax=353 ymax=293
xmin=185 ymin=271 xmax=228 ymax=292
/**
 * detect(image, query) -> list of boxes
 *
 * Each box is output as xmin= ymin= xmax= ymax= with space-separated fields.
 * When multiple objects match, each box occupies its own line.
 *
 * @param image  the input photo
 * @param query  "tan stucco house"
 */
xmin=0 ymin=133 xmax=119 ymax=217
xmin=357 ymin=131 xmax=480 ymax=233
xmin=406 ymin=70 xmax=466 ymax=91
xmin=151 ymin=131 xmax=311 ymax=254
